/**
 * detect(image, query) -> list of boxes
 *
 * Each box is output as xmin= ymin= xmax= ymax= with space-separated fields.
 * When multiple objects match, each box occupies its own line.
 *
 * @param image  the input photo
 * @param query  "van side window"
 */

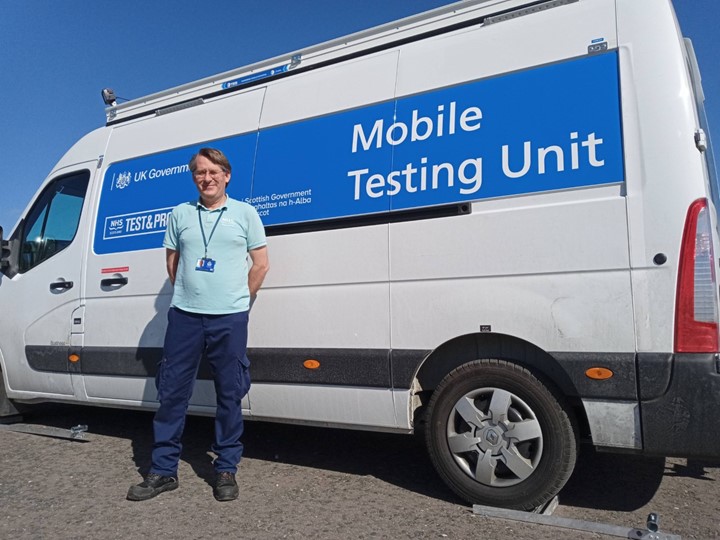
xmin=19 ymin=171 xmax=90 ymax=273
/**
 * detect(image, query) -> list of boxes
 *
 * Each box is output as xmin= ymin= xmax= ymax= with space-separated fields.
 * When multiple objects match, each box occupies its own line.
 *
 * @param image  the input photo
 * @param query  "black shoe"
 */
xmin=127 ymin=473 xmax=178 ymax=501
xmin=214 ymin=472 xmax=239 ymax=501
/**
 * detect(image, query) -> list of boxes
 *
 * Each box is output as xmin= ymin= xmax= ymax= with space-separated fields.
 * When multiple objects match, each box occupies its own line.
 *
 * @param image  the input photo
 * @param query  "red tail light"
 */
xmin=675 ymin=198 xmax=719 ymax=352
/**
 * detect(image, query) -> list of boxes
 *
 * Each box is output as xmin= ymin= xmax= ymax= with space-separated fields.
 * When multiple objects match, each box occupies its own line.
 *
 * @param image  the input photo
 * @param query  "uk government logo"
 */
xmin=110 ymin=164 xmax=190 ymax=192
xmin=114 ymin=171 xmax=132 ymax=190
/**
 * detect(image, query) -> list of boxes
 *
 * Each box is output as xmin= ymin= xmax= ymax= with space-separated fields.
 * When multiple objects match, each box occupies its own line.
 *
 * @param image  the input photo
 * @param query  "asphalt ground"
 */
xmin=0 ymin=403 xmax=718 ymax=539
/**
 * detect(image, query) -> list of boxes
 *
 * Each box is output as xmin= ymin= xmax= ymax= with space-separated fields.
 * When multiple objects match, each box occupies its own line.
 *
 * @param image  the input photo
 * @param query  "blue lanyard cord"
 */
xmin=197 ymin=207 xmax=226 ymax=258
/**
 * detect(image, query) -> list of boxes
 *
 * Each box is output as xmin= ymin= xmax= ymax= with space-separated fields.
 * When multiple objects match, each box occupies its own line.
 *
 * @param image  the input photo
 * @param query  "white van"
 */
xmin=1 ymin=0 xmax=718 ymax=510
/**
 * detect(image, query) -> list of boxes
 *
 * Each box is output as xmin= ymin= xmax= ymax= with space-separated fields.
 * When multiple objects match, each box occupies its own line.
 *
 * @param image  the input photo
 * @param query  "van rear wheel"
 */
xmin=425 ymin=359 xmax=576 ymax=510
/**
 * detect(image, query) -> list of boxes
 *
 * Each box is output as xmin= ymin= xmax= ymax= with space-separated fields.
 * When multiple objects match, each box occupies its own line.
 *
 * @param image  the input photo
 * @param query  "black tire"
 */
xmin=425 ymin=359 xmax=576 ymax=510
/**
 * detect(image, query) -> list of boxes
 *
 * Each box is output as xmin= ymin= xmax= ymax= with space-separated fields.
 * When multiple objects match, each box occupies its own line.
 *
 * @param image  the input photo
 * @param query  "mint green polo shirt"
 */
xmin=163 ymin=196 xmax=267 ymax=314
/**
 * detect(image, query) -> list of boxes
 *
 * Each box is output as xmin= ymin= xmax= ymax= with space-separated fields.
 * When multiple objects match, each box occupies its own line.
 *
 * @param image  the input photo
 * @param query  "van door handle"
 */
xmin=101 ymin=277 xmax=128 ymax=287
xmin=50 ymin=280 xmax=74 ymax=291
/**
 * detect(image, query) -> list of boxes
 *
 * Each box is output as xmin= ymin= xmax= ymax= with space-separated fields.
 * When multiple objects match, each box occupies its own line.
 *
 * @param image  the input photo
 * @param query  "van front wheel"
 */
xmin=425 ymin=359 xmax=576 ymax=510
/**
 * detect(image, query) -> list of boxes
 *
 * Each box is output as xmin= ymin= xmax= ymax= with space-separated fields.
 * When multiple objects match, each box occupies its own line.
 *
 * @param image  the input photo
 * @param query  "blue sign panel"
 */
xmin=222 ymin=62 xmax=291 ymax=89
xmin=250 ymin=100 xmax=396 ymax=225
xmin=94 ymin=138 xmax=257 ymax=254
xmin=386 ymin=52 xmax=623 ymax=211
xmin=94 ymin=52 xmax=623 ymax=255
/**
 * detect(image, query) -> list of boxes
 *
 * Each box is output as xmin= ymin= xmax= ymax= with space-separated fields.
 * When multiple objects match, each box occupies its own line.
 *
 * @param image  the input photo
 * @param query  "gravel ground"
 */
xmin=0 ymin=403 xmax=718 ymax=540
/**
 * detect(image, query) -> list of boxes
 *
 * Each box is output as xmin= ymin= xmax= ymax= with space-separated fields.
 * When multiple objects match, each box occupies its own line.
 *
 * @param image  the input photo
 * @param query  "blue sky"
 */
xmin=0 ymin=0 xmax=717 ymax=232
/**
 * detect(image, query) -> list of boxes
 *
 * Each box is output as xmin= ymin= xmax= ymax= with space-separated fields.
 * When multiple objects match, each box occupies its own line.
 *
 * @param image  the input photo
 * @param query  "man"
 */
xmin=128 ymin=147 xmax=269 ymax=502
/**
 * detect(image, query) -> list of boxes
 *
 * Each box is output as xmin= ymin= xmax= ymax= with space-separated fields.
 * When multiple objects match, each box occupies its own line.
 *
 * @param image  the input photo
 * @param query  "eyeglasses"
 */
xmin=193 ymin=169 xmax=226 ymax=180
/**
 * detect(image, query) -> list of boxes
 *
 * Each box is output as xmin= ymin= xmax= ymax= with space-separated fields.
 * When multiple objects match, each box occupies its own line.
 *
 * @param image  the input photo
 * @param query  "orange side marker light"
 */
xmin=303 ymin=359 xmax=320 ymax=370
xmin=585 ymin=367 xmax=613 ymax=380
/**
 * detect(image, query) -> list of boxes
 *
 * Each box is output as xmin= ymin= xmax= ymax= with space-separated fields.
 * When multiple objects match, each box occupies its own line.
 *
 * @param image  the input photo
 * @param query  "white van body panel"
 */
xmin=389 ymin=191 xmax=634 ymax=352
xmin=248 ymin=385 xmax=401 ymax=430
xmin=395 ymin=0 xmax=617 ymax=97
xmin=617 ymin=0 xmax=712 ymax=353
xmin=259 ymin=51 xmax=400 ymax=129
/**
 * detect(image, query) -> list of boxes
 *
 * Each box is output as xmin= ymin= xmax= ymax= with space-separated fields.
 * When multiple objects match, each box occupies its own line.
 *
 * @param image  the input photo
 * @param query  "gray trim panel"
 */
xmin=549 ymin=352 xmax=637 ymax=400
xmin=27 ymin=345 xmax=641 ymax=400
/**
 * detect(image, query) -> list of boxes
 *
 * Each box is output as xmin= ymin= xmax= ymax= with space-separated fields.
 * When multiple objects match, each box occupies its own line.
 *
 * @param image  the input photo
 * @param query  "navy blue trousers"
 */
xmin=151 ymin=307 xmax=251 ymax=476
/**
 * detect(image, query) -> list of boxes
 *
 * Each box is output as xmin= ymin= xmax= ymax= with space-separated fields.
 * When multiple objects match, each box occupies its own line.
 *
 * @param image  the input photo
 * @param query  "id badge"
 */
xmin=195 ymin=257 xmax=216 ymax=272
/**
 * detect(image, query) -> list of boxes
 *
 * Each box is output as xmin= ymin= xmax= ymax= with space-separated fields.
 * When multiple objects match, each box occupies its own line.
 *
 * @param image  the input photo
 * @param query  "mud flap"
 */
xmin=0 ymin=377 xmax=23 ymax=424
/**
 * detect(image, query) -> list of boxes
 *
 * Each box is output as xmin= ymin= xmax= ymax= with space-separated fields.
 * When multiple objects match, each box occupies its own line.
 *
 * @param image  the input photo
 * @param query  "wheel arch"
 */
xmin=415 ymin=333 xmax=577 ymax=393
xmin=411 ymin=332 xmax=587 ymax=432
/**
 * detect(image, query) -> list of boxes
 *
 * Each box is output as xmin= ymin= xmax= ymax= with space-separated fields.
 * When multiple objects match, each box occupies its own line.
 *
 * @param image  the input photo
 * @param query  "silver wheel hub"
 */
xmin=479 ymin=425 xmax=503 ymax=449
xmin=446 ymin=387 xmax=543 ymax=488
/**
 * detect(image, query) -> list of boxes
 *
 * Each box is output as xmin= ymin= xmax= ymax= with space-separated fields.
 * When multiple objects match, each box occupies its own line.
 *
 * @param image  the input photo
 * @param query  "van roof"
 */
xmin=105 ymin=0 xmax=562 ymax=125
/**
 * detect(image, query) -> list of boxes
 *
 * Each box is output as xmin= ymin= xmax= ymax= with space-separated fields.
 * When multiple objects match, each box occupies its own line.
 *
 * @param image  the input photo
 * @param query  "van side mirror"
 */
xmin=0 ymin=225 xmax=20 ymax=278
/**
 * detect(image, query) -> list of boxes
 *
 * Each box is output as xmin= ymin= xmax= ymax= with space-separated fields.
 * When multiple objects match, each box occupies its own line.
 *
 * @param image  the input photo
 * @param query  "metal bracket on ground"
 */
xmin=473 ymin=503 xmax=681 ymax=540
xmin=0 ymin=423 xmax=90 ymax=442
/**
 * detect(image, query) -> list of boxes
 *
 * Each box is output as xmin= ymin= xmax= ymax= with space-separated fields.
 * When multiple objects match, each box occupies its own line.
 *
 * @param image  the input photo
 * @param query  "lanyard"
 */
xmin=197 ymin=206 xmax=226 ymax=259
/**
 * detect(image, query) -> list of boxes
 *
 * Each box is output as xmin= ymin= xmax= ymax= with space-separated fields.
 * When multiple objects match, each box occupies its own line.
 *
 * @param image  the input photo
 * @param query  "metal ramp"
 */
xmin=0 ymin=422 xmax=90 ymax=442
xmin=473 ymin=498 xmax=681 ymax=540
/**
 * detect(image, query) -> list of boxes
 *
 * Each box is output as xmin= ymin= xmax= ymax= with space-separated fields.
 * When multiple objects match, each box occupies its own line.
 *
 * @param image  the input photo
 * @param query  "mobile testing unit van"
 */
xmin=1 ymin=0 xmax=719 ymax=510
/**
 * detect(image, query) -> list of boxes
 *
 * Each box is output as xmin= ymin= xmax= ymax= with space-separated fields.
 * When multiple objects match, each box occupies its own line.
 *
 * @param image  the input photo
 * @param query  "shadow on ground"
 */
xmin=15 ymin=403 xmax=460 ymax=503
xmin=16 ymin=402 xmax=717 ymax=512
xmin=560 ymin=448 xmax=666 ymax=511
